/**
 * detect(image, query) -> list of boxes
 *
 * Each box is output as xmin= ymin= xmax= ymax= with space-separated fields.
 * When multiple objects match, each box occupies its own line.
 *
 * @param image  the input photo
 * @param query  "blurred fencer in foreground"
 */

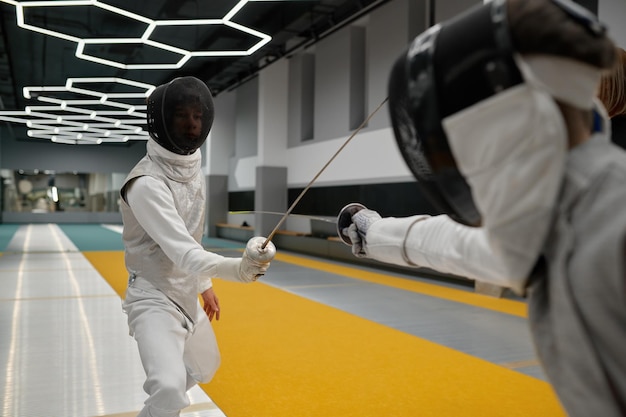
xmin=338 ymin=0 xmax=626 ymax=415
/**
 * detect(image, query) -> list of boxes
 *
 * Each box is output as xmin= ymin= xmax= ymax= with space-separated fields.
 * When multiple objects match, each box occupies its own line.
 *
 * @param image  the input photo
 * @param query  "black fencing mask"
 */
xmin=388 ymin=0 xmax=522 ymax=227
xmin=147 ymin=76 xmax=214 ymax=155
xmin=387 ymin=0 xmax=602 ymax=227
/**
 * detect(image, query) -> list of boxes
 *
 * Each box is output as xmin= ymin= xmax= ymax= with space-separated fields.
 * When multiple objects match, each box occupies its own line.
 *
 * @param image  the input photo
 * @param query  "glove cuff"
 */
xmin=198 ymin=276 xmax=213 ymax=293
xmin=216 ymin=257 xmax=245 ymax=282
xmin=238 ymin=250 xmax=262 ymax=283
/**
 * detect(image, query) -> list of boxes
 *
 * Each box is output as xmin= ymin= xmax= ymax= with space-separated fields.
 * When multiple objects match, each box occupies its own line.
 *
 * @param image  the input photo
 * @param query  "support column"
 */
xmin=203 ymin=91 xmax=236 ymax=237
xmin=255 ymin=59 xmax=289 ymax=237
xmin=205 ymin=174 xmax=228 ymax=237
xmin=255 ymin=166 xmax=287 ymax=237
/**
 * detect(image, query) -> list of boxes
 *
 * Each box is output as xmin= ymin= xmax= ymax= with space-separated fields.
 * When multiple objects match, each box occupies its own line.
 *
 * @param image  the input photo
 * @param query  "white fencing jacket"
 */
xmin=120 ymin=139 xmax=242 ymax=320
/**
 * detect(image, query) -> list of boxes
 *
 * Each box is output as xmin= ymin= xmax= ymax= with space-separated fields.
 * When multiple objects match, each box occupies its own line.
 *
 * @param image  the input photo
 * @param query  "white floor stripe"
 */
xmin=101 ymin=224 xmax=124 ymax=234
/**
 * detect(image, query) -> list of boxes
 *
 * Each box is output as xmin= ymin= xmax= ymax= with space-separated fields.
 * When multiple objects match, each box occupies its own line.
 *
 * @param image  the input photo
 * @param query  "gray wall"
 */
xmin=209 ymin=91 xmax=236 ymax=176
xmin=314 ymin=28 xmax=352 ymax=141
xmin=435 ymin=0 xmax=480 ymax=22
xmin=599 ymin=0 xmax=626 ymax=49
xmin=0 ymin=125 xmax=146 ymax=174
xmin=234 ymin=77 xmax=259 ymax=158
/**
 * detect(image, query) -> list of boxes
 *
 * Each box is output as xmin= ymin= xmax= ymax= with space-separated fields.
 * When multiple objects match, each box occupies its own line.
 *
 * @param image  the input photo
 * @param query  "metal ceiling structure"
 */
xmin=0 ymin=0 xmax=391 ymax=145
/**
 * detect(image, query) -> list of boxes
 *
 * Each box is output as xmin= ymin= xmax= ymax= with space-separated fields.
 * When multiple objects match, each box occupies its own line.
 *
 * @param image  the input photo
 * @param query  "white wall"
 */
xmin=286 ymin=127 xmax=412 ymax=187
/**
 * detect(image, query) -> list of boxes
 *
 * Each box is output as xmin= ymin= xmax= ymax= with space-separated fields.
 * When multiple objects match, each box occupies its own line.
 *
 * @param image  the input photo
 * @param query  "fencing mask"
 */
xmin=387 ymin=0 xmax=607 ymax=290
xmin=388 ymin=0 xmax=604 ymax=227
xmin=147 ymin=76 xmax=214 ymax=155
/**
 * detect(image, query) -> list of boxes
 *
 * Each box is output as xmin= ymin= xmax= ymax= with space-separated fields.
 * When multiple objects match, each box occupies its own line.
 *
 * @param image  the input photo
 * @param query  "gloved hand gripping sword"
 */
xmin=242 ymin=236 xmax=276 ymax=281
xmin=336 ymin=203 xmax=382 ymax=257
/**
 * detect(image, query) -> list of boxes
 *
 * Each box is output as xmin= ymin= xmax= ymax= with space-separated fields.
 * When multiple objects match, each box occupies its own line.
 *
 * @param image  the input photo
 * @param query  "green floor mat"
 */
xmin=58 ymin=224 xmax=125 ymax=251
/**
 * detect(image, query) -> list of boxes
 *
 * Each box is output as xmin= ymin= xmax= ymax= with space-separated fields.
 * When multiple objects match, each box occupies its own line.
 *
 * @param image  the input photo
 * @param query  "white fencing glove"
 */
xmin=337 ymin=203 xmax=382 ymax=258
xmin=214 ymin=236 xmax=276 ymax=283
xmin=239 ymin=236 xmax=276 ymax=282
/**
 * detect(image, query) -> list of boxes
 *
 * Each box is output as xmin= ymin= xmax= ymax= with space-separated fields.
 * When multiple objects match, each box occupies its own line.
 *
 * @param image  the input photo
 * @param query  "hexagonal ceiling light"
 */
xmin=0 ymin=78 xmax=154 ymax=145
xmin=0 ymin=0 xmax=276 ymax=144
xmin=0 ymin=0 xmax=273 ymax=69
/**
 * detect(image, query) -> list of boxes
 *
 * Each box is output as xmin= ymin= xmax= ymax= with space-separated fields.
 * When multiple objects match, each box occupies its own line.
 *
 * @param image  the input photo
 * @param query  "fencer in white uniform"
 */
xmin=120 ymin=76 xmax=276 ymax=417
xmin=338 ymin=0 xmax=626 ymax=415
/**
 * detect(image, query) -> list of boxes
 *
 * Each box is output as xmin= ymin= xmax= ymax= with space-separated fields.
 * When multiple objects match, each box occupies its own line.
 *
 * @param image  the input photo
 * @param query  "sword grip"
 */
xmin=246 ymin=236 xmax=276 ymax=263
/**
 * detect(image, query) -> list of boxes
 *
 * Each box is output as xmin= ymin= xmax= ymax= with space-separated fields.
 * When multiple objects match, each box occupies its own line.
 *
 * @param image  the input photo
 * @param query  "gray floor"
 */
xmin=0 ymin=224 xmax=544 ymax=417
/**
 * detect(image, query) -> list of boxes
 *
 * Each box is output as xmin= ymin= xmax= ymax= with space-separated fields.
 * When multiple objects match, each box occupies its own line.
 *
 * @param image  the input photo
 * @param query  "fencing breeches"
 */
xmin=123 ymin=278 xmax=220 ymax=417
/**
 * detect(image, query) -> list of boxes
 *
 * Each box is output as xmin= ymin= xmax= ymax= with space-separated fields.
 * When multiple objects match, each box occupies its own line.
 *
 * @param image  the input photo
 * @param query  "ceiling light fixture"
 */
xmin=0 ymin=77 xmax=153 ymax=144
xmin=0 ymin=0 xmax=273 ymax=70
xmin=0 ymin=0 xmax=282 ymax=145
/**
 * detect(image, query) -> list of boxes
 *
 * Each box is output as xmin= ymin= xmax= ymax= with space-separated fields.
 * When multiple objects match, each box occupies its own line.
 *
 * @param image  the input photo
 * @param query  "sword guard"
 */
xmin=337 ymin=203 xmax=367 ymax=245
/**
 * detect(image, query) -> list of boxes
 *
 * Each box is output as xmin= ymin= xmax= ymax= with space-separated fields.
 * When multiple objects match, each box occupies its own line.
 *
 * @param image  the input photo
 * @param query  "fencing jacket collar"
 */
xmin=146 ymin=138 xmax=201 ymax=183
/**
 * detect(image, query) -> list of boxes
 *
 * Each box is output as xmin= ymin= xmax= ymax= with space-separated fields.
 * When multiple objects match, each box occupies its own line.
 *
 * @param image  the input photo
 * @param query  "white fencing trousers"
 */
xmin=123 ymin=278 xmax=221 ymax=417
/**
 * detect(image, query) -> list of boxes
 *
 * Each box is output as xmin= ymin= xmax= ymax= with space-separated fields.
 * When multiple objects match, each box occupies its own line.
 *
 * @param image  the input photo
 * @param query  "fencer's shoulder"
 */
xmin=591 ymin=140 xmax=626 ymax=182
xmin=124 ymin=175 xmax=176 ymax=213
xmin=126 ymin=175 xmax=168 ymax=197
xmin=567 ymin=154 xmax=626 ymax=236
xmin=571 ymin=184 xmax=626 ymax=283
xmin=131 ymin=174 xmax=163 ymax=186
xmin=567 ymin=135 xmax=626 ymax=181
